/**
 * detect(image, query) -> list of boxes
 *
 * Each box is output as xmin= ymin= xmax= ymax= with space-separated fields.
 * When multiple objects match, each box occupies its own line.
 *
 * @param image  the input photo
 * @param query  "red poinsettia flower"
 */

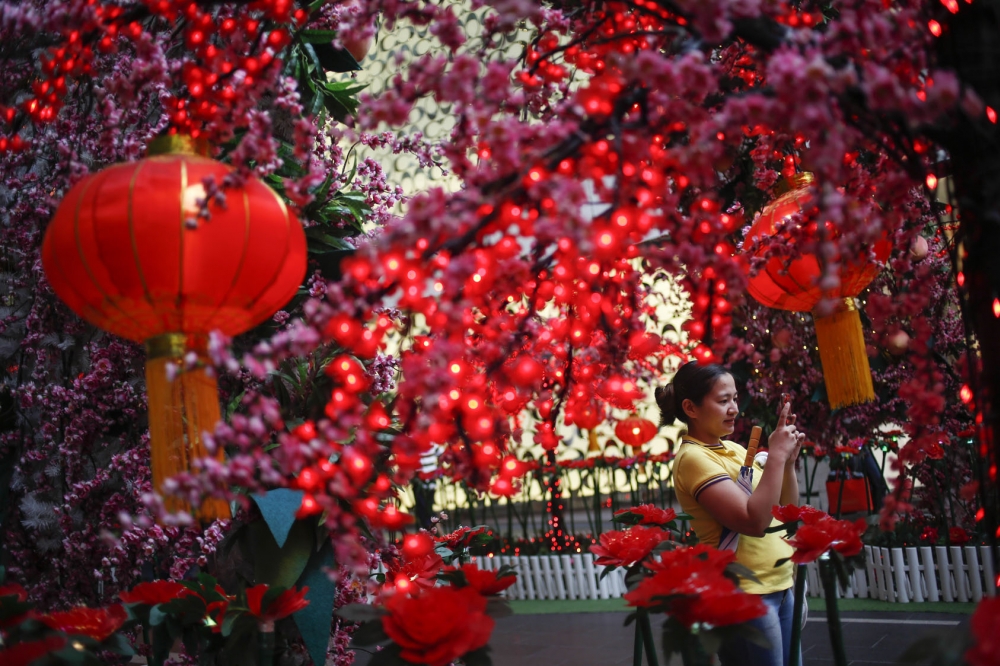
xmin=0 ymin=582 xmax=28 ymax=601
xmin=0 ymin=582 xmax=30 ymax=628
xmin=966 ymin=597 xmax=1000 ymax=666
xmin=614 ymin=504 xmax=677 ymax=526
xmin=589 ymin=526 xmax=670 ymax=567
xmin=388 ymin=552 xmax=444 ymax=594
xmin=454 ymin=564 xmax=516 ymax=596
xmin=245 ymin=585 xmax=310 ymax=623
xmin=206 ymin=599 xmax=229 ymax=633
xmin=643 ymin=544 xmax=735 ymax=574
xmin=0 ymin=636 xmax=67 ymax=666
xmin=772 ymin=504 xmax=826 ymax=526
xmin=40 ymin=603 xmax=128 ymax=642
xmin=382 ymin=585 xmax=494 ymax=666
xmin=673 ymin=580 xmax=769 ymax=628
xmin=119 ymin=580 xmax=193 ymax=606
xmin=949 ymin=527 xmax=972 ymax=545
xmin=625 ymin=546 xmax=766 ymax=628
xmin=920 ymin=526 xmax=939 ymax=543
xmin=786 ymin=516 xmax=866 ymax=564
xmin=435 ymin=526 xmax=488 ymax=550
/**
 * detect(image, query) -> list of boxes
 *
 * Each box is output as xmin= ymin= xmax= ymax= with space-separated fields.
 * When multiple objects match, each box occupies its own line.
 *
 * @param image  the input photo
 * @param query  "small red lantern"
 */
xmin=614 ymin=415 xmax=658 ymax=448
xmin=745 ymin=173 xmax=890 ymax=409
xmin=42 ymin=135 xmax=307 ymax=519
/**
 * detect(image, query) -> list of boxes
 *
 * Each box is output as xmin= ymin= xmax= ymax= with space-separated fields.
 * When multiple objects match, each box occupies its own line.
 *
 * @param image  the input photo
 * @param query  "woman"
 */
xmin=656 ymin=361 xmax=804 ymax=666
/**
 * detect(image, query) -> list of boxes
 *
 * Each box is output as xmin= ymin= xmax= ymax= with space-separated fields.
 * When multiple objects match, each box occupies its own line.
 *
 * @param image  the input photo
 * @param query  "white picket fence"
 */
xmin=469 ymin=544 xmax=998 ymax=603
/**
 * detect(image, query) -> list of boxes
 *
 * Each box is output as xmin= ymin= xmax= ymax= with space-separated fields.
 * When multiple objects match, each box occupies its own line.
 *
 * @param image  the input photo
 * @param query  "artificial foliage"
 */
xmin=2 ymin=0 xmax=1000 ymax=664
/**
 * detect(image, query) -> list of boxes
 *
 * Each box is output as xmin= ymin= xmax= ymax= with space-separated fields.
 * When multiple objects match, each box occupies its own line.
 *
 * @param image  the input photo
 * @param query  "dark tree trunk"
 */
xmin=937 ymin=0 xmax=1000 ymax=591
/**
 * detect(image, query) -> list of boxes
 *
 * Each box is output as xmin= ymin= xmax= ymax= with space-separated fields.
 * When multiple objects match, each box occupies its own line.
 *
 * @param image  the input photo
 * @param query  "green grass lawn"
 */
xmin=507 ymin=597 xmax=977 ymax=615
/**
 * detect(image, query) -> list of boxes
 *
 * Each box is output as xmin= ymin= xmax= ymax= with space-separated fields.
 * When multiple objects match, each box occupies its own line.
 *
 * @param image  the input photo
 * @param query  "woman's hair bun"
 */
xmin=654 ymin=384 xmax=677 ymax=427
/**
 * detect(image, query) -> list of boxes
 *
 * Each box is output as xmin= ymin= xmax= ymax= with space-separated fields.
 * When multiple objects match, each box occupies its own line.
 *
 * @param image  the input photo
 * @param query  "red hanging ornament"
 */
xmin=744 ymin=173 xmax=890 ymax=409
xmin=42 ymin=134 xmax=306 ymax=520
xmin=614 ymin=415 xmax=657 ymax=448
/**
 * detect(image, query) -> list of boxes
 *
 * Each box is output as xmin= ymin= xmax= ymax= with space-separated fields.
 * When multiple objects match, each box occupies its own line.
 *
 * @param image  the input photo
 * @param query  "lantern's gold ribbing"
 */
xmin=147 ymin=134 xmax=210 ymax=157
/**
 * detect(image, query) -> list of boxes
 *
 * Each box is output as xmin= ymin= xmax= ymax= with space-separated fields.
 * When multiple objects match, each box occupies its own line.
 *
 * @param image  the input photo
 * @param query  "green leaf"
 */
xmin=311 ymin=43 xmax=362 ymax=73
xmin=727 ymin=561 xmax=762 ymax=584
xmin=350 ymin=619 xmax=390 ymax=647
xmin=149 ymin=605 xmax=168 ymax=627
xmin=256 ymin=518 xmax=315 ymax=590
xmin=336 ymin=603 xmax=388 ymax=624
xmin=104 ymin=632 xmax=135 ymax=657
xmin=598 ymin=565 xmax=617 ymax=580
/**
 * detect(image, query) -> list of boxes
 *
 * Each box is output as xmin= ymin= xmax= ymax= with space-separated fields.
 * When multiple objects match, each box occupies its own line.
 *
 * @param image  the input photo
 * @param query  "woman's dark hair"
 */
xmin=654 ymin=362 xmax=731 ymax=426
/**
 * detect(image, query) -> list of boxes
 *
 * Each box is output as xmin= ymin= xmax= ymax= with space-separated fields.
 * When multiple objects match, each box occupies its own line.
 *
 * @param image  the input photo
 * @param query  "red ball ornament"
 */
xmin=614 ymin=415 xmax=657 ymax=447
xmin=42 ymin=135 xmax=306 ymax=520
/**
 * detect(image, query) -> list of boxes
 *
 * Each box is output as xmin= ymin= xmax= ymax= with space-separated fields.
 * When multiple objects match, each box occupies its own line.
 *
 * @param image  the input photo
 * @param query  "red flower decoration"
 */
xmin=786 ymin=516 xmax=866 ymax=564
xmin=771 ymin=504 xmax=826 ymax=526
xmin=920 ymin=526 xmax=939 ymax=543
xmin=382 ymin=585 xmax=494 ymax=666
xmin=388 ymin=552 xmax=444 ymax=593
xmin=246 ymin=585 xmax=310 ymax=622
xmin=949 ymin=527 xmax=972 ymax=545
xmin=625 ymin=546 xmax=765 ymax=628
xmin=614 ymin=504 xmax=677 ymax=526
xmin=207 ymin=599 xmax=229 ymax=633
xmin=456 ymin=564 xmax=516 ymax=596
xmin=435 ymin=526 xmax=488 ymax=550
xmin=589 ymin=526 xmax=669 ymax=567
xmin=40 ymin=604 xmax=128 ymax=642
xmin=0 ymin=582 xmax=30 ymax=628
xmin=0 ymin=636 xmax=67 ymax=666
xmin=0 ymin=583 xmax=27 ymax=602
xmin=119 ymin=580 xmax=193 ymax=606
xmin=966 ymin=597 xmax=1000 ymax=666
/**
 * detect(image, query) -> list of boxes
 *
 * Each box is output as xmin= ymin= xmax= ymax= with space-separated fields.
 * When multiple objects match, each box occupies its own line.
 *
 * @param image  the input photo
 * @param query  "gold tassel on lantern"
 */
xmin=145 ymin=334 xmax=231 ymax=521
xmin=812 ymin=298 xmax=875 ymax=409
xmin=587 ymin=430 xmax=601 ymax=455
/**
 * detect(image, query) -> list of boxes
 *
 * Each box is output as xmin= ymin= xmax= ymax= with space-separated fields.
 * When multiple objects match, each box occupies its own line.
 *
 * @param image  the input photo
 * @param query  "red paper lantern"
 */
xmin=614 ymin=415 xmax=657 ymax=447
xmin=745 ymin=173 xmax=890 ymax=408
xmin=42 ymin=135 xmax=306 ymax=519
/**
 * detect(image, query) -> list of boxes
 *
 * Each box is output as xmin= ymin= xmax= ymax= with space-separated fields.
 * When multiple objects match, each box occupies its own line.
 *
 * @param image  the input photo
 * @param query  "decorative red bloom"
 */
xmin=206 ymin=599 xmax=229 ymax=633
xmin=966 ymin=597 xmax=1000 ymax=666
xmin=382 ymin=585 xmax=494 ymax=666
xmin=246 ymin=585 xmax=310 ymax=622
xmin=456 ymin=564 xmax=516 ymax=596
xmin=435 ymin=526 xmax=488 ymax=550
xmin=0 ymin=636 xmax=67 ymax=666
xmin=0 ymin=583 xmax=27 ymax=601
xmin=388 ymin=552 xmax=444 ymax=593
xmin=119 ymin=580 xmax=193 ymax=606
xmin=786 ymin=516 xmax=866 ymax=564
xmin=949 ymin=527 xmax=972 ymax=545
xmin=589 ymin=527 xmax=669 ymax=567
xmin=771 ymin=504 xmax=826 ymax=526
xmin=920 ymin=526 xmax=939 ymax=543
xmin=0 ymin=582 xmax=30 ymax=628
xmin=625 ymin=546 xmax=765 ymax=628
xmin=40 ymin=604 xmax=128 ymax=642
xmin=614 ymin=504 xmax=677 ymax=526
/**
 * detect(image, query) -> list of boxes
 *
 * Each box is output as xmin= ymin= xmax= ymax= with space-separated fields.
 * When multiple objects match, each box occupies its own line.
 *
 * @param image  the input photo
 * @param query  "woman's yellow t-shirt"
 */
xmin=673 ymin=437 xmax=794 ymax=594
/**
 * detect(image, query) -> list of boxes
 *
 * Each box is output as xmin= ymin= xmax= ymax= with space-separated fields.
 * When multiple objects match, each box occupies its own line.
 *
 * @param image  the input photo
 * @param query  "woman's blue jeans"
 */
xmin=717 ymin=587 xmax=799 ymax=666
